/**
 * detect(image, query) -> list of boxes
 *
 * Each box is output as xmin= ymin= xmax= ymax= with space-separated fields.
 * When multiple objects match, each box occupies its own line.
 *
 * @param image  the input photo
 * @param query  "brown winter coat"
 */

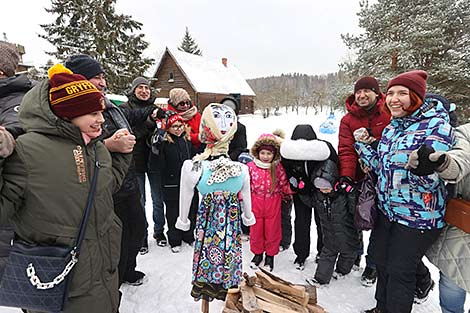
xmin=0 ymin=79 xmax=131 ymax=313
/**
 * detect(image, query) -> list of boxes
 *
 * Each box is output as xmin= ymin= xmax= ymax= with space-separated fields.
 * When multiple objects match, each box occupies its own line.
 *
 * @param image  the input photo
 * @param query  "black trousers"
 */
xmin=163 ymin=186 xmax=197 ymax=247
xmin=114 ymin=190 xmax=146 ymax=285
xmin=371 ymin=212 xmax=441 ymax=313
xmin=292 ymin=195 xmax=323 ymax=261
xmin=280 ymin=198 xmax=293 ymax=249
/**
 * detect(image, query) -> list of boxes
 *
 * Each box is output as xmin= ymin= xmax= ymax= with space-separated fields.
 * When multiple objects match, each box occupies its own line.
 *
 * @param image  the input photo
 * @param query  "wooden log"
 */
xmin=243 ymin=272 xmax=258 ymax=287
xmin=259 ymin=267 xmax=296 ymax=286
xmin=222 ymin=307 xmax=241 ymax=313
xmin=255 ymin=271 xmax=306 ymax=299
xmin=256 ymin=298 xmax=308 ymax=313
xmin=302 ymin=285 xmax=317 ymax=304
xmin=240 ymin=282 xmax=262 ymax=313
xmin=306 ymin=304 xmax=326 ymax=313
xmin=226 ymin=287 xmax=241 ymax=305
xmin=253 ymin=286 xmax=308 ymax=313
xmin=224 ymin=299 xmax=242 ymax=313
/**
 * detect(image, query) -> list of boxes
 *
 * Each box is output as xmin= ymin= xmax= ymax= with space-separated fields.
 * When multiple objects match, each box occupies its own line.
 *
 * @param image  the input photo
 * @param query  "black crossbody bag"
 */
xmin=0 ymin=153 xmax=100 ymax=313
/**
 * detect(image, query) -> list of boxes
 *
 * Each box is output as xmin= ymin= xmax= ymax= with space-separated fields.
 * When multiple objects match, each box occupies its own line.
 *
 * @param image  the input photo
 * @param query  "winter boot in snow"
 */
xmin=414 ymin=279 xmax=435 ymax=304
xmin=332 ymin=270 xmax=346 ymax=280
xmin=250 ymin=254 xmax=263 ymax=269
xmin=305 ymin=277 xmax=328 ymax=288
xmin=352 ymin=255 xmax=362 ymax=271
xmin=360 ymin=266 xmax=377 ymax=287
xmin=171 ymin=245 xmax=181 ymax=253
xmin=362 ymin=308 xmax=384 ymax=313
xmin=294 ymin=256 xmax=305 ymax=271
xmin=124 ymin=270 xmax=146 ymax=286
xmin=153 ymin=232 xmax=168 ymax=247
xmin=264 ymin=255 xmax=274 ymax=272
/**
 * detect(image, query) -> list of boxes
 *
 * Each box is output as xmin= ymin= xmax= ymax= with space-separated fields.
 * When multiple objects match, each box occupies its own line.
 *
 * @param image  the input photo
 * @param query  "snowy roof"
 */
xmin=154 ymin=48 xmax=255 ymax=96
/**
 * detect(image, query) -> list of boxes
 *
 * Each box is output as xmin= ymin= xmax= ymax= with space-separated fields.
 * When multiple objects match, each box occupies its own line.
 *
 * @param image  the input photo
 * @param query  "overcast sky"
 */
xmin=2 ymin=0 xmax=366 ymax=79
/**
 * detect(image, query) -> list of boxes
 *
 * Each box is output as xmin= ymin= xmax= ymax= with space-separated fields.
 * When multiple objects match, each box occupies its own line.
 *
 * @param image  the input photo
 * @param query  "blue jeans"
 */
xmin=136 ymin=172 xmax=165 ymax=236
xmin=439 ymin=272 xmax=468 ymax=313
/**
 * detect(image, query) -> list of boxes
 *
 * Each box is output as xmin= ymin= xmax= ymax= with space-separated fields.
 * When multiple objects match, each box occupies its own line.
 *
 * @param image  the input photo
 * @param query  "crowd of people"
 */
xmin=0 ymin=39 xmax=469 ymax=313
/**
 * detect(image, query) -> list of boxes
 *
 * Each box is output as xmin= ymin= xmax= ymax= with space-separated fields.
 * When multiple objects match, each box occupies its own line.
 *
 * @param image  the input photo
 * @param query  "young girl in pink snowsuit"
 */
xmin=247 ymin=133 xmax=292 ymax=271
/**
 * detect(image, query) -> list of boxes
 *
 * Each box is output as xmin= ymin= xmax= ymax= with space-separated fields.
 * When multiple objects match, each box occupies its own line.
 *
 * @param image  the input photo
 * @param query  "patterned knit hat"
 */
xmin=0 ymin=41 xmax=19 ymax=77
xmin=48 ymin=64 xmax=105 ymax=120
xmin=387 ymin=70 xmax=428 ymax=100
xmin=165 ymin=111 xmax=184 ymax=129
xmin=169 ymin=88 xmax=191 ymax=106
xmin=354 ymin=76 xmax=380 ymax=94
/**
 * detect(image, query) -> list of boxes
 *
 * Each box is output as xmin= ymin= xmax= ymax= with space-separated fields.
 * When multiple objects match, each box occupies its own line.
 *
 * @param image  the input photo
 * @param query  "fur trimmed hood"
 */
xmin=280 ymin=138 xmax=330 ymax=161
xmin=251 ymin=133 xmax=281 ymax=161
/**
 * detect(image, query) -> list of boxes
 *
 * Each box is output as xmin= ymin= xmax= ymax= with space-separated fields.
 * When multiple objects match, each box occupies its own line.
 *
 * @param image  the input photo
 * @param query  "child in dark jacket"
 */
xmin=151 ymin=112 xmax=198 ymax=253
xmin=306 ymin=148 xmax=360 ymax=286
xmin=280 ymin=125 xmax=331 ymax=270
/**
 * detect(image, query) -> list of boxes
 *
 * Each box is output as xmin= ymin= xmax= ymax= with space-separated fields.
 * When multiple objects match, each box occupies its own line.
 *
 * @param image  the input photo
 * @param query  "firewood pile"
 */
xmin=223 ymin=267 xmax=326 ymax=313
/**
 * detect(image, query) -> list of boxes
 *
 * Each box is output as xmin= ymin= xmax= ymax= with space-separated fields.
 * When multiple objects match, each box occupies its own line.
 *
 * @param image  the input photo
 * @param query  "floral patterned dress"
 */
xmin=190 ymin=160 xmax=245 ymax=301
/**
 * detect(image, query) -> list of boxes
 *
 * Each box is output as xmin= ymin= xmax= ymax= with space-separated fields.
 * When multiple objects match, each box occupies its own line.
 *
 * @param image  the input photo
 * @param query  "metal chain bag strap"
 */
xmin=0 ymin=151 xmax=100 ymax=313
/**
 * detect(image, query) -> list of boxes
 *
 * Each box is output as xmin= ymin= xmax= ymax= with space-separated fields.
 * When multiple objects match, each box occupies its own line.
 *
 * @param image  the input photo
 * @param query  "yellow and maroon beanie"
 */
xmin=48 ymin=64 xmax=105 ymax=120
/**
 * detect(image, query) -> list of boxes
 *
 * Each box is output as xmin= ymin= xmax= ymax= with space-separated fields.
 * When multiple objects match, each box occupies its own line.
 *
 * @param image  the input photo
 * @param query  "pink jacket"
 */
xmin=247 ymin=161 xmax=292 ymax=201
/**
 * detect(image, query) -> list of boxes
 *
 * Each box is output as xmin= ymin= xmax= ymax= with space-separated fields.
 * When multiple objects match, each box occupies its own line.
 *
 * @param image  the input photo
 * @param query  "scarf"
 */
xmin=253 ymin=158 xmax=271 ymax=169
xmin=206 ymin=156 xmax=242 ymax=185
xmin=179 ymin=105 xmax=198 ymax=121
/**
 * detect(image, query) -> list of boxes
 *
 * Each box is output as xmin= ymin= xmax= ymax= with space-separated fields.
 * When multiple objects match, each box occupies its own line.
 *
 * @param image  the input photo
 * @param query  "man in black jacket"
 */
xmin=0 ymin=41 xmax=34 ymax=287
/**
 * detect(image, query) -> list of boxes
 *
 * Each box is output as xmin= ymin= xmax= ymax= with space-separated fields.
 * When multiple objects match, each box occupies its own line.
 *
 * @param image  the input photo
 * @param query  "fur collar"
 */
xmin=280 ymin=139 xmax=330 ymax=161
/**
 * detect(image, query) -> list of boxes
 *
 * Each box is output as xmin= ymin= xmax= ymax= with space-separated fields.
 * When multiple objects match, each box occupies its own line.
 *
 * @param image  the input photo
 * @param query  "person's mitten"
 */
xmin=334 ymin=176 xmax=355 ymax=193
xmin=408 ymin=144 xmax=447 ymax=176
xmin=353 ymin=127 xmax=376 ymax=144
xmin=0 ymin=127 xmax=15 ymax=158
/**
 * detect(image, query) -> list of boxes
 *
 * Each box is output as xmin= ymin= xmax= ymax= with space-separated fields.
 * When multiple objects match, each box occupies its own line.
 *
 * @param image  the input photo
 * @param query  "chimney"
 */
xmin=222 ymin=57 xmax=228 ymax=67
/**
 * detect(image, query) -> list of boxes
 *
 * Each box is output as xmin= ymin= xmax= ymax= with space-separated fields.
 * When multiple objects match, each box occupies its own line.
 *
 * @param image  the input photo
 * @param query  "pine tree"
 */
xmin=341 ymin=0 xmax=470 ymax=121
xmin=39 ymin=0 xmax=154 ymax=94
xmin=178 ymin=27 xmax=203 ymax=56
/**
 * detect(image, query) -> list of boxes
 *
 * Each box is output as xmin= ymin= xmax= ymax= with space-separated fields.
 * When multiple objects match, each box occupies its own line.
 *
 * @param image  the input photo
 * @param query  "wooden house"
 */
xmin=152 ymin=48 xmax=255 ymax=114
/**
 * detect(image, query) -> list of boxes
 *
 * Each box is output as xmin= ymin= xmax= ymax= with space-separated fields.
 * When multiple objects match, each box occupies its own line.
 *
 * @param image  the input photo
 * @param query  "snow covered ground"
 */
xmin=1 ymin=110 xmax=468 ymax=313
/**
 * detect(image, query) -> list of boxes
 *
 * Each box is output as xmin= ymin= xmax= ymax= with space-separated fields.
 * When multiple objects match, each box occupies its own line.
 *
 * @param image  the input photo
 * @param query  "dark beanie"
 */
xmin=131 ymin=77 xmax=150 ymax=91
xmin=354 ymin=76 xmax=380 ymax=94
xmin=387 ymin=70 xmax=428 ymax=100
xmin=65 ymin=54 xmax=105 ymax=80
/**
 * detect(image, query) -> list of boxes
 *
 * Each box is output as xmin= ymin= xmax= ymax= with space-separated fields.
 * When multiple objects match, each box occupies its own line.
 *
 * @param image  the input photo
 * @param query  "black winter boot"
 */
xmin=250 ymin=254 xmax=263 ymax=269
xmin=264 ymin=255 xmax=274 ymax=272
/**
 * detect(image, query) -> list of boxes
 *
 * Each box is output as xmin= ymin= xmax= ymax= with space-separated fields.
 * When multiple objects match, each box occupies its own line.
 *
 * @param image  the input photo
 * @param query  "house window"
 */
xmin=168 ymin=72 xmax=174 ymax=83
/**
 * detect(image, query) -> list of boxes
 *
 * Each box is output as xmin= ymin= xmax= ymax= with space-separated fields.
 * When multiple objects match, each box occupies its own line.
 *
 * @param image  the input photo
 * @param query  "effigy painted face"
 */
xmin=211 ymin=104 xmax=236 ymax=135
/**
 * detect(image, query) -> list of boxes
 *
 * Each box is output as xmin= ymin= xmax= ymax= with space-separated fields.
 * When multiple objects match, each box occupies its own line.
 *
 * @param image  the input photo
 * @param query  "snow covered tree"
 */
xmin=39 ymin=0 xmax=154 ymax=94
xmin=341 ymin=0 xmax=470 ymax=121
xmin=178 ymin=27 xmax=203 ymax=56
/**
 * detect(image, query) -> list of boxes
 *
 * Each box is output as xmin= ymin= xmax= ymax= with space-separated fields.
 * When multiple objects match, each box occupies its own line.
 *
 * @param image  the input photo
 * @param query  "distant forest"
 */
xmin=247 ymin=72 xmax=351 ymax=117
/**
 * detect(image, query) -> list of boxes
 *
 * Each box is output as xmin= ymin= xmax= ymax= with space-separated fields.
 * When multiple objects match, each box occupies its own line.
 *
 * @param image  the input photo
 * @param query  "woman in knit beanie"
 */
xmin=354 ymin=70 xmax=455 ymax=313
xmin=175 ymin=103 xmax=255 ymax=306
xmin=0 ymin=64 xmax=132 ymax=313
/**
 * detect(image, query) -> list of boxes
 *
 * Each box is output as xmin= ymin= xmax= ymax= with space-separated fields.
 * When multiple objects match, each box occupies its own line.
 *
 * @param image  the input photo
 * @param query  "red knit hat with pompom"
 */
xmin=387 ymin=70 xmax=428 ymax=100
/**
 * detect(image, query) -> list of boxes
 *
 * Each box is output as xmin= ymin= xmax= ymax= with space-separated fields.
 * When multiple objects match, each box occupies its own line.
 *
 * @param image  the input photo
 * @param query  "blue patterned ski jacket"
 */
xmin=355 ymin=101 xmax=454 ymax=229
